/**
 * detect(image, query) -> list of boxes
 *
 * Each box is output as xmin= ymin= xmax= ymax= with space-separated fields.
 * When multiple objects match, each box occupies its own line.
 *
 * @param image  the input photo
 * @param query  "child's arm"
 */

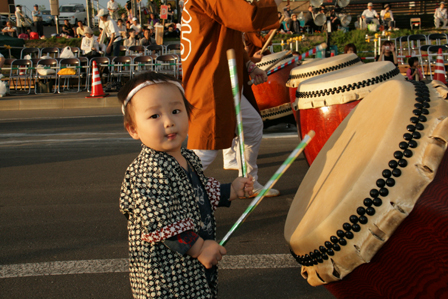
xmin=187 ymin=237 xmax=227 ymax=269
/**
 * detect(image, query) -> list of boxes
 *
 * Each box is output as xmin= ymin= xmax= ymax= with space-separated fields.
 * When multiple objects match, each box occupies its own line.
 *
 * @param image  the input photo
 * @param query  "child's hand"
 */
xmin=197 ymin=240 xmax=227 ymax=269
xmin=230 ymin=175 xmax=254 ymax=200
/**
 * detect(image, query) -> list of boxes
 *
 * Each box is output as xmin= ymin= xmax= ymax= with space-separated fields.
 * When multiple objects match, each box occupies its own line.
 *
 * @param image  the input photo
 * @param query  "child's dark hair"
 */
xmin=408 ymin=56 xmax=419 ymax=67
xmin=344 ymin=43 xmax=357 ymax=54
xmin=118 ymin=72 xmax=193 ymax=126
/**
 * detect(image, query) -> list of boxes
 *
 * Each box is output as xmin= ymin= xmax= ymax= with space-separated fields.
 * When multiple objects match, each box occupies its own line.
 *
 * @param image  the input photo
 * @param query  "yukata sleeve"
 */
xmin=119 ymin=167 xmax=196 ymax=244
xmin=205 ymin=177 xmax=232 ymax=209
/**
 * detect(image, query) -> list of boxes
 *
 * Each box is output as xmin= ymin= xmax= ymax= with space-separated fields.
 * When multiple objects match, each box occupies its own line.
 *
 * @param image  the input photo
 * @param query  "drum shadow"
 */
xmin=305 ymin=130 xmax=357 ymax=214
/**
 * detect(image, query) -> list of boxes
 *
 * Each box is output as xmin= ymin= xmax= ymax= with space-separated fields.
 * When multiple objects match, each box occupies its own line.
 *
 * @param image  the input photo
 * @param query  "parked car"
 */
xmin=41 ymin=10 xmax=55 ymax=26
xmin=58 ymin=4 xmax=87 ymax=25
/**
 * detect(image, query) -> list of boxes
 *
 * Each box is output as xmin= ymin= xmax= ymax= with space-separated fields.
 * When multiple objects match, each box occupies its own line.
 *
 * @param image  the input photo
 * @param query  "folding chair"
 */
xmin=41 ymin=47 xmax=60 ymax=58
xmin=155 ymin=54 xmax=179 ymax=78
xmin=133 ymin=56 xmax=155 ymax=77
xmin=70 ymin=47 xmax=81 ymax=57
xmin=127 ymin=45 xmax=146 ymax=56
xmin=9 ymin=59 xmax=33 ymax=94
xmin=58 ymin=58 xmax=82 ymax=93
xmin=87 ymin=57 xmax=110 ymax=92
xmin=20 ymin=47 xmax=40 ymax=59
xmin=34 ymin=58 xmax=59 ymax=94
xmin=407 ymin=35 xmax=428 ymax=56
xmin=119 ymin=45 xmax=128 ymax=56
xmin=427 ymin=33 xmax=448 ymax=46
xmin=110 ymin=56 xmax=132 ymax=88
xmin=166 ymin=43 xmax=181 ymax=55
xmin=146 ymin=45 xmax=163 ymax=56
xmin=396 ymin=35 xmax=409 ymax=65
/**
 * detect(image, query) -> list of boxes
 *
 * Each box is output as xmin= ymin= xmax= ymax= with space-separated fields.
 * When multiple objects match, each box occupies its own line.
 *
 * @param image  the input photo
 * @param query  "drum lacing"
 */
xmin=261 ymin=105 xmax=292 ymax=120
xmin=289 ymin=57 xmax=361 ymax=80
xmin=296 ymin=67 xmax=401 ymax=100
xmin=291 ymin=80 xmax=430 ymax=268
xmin=256 ymin=54 xmax=293 ymax=68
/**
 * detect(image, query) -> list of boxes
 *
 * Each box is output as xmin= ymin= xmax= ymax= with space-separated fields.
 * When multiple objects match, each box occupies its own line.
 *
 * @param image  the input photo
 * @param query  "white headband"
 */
xmin=122 ymin=80 xmax=185 ymax=115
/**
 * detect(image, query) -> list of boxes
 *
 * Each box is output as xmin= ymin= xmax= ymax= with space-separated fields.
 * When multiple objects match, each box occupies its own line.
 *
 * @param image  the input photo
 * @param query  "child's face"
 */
xmin=126 ymin=84 xmax=189 ymax=157
xmin=413 ymin=60 xmax=419 ymax=68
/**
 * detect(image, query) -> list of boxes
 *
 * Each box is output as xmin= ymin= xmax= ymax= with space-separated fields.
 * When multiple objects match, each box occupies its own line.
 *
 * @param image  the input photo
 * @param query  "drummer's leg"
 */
xmin=234 ymin=94 xmax=262 ymax=181
xmin=193 ymin=150 xmax=219 ymax=170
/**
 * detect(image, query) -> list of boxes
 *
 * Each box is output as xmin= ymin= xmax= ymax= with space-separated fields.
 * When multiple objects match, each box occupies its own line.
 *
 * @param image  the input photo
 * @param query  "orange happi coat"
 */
xmin=181 ymin=0 xmax=279 ymax=150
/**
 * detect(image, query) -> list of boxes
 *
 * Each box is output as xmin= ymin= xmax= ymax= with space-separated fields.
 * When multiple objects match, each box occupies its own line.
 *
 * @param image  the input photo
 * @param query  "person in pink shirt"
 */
xmin=406 ymin=57 xmax=423 ymax=81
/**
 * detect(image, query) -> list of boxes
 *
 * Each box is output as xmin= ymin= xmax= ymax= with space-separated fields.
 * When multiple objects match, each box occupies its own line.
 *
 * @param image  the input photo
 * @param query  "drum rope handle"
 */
xmin=227 ymin=49 xmax=248 ymax=178
xmin=219 ymin=130 xmax=315 ymax=246
xmin=248 ymin=43 xmax=327 ymax=86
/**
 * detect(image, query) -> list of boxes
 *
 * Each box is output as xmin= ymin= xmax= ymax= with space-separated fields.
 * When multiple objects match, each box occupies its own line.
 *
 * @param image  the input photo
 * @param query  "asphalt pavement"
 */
xmin=0 ymin=103 xmax=335 ymax=298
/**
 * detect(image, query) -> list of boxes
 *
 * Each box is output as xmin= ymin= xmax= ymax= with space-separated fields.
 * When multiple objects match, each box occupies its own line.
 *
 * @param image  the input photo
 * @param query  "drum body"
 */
xmin=252 ymin=51 xmax=297 ymax=127
xmin=294 ymin=61 xmax=404 ymax=165
xmin=325 ymin=150 xmax=448 ymax=298
xmin=285 ymin=80 xmax=448 ymax=297
xmin=286 ymin=54 xmax=361 ymax=132
xmin=299 ymin=100 xmax=360 ymax=164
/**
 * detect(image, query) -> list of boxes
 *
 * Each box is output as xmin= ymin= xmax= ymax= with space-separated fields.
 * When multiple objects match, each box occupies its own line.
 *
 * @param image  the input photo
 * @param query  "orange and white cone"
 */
xmin=434 ymin=48 xmax=447 ymax=84
xmin=86 ymin=60 xmax=109 ymax=98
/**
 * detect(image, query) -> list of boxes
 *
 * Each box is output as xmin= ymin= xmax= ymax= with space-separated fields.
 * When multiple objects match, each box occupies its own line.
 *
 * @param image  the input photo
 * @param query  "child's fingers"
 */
xmin=219 ymin=245 xmax=227 ymax=256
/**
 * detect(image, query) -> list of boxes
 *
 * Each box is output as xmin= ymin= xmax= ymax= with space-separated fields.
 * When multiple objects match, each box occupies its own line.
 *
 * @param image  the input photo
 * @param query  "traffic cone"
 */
xmin=86 ymin=61 xmax=109 ymax=98
xmin=434 ymin=48 xmax=447 ymax=84
xmin=330 ymin=52 xmax=335 ymax=57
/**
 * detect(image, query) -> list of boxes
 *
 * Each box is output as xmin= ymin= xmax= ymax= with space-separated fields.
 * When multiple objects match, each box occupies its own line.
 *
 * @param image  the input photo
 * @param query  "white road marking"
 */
xmin=0 ymin=254 xmax=300 ymax=279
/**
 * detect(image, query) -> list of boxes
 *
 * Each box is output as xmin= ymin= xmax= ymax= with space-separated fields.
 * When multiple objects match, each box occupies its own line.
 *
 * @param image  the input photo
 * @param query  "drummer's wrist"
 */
xmin=247 ymin=62 xmax=256 ymax=74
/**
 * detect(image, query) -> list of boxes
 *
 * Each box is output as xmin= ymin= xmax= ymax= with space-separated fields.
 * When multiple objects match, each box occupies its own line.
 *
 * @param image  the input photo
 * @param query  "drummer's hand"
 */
xmin=250 ymin=67 xmax=268 ymax=85
xmin=253 ymin=50 xmax=263 ymax=60
xmin=230 ymin=175 xmax=254 ymax=200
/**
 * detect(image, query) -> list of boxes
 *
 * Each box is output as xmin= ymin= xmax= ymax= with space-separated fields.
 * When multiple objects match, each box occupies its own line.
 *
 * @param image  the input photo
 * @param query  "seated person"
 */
xmin=344 ymin=43 xmax=357 ymax=55
xmin=81 ymin=27 xmax=100 ymax=58
xmin=164 ymin=24 xmax=179 ymax=38
xmin=130 ymin=17 xmax=141 ymax=36
xmin=19 ymin=28 xmax=32 ymax=40
xmin=124 ymin=29 xmax=139 ymax=47
xmin=288 ymin=14 xmax=301 ymax=34
xmin=328 ymin=8 xmax=341 ymax=32
xmin=406 ymin=57 xmax=423 ymax=81
xmin=375 ymin=40 xmax=398 ymax=67
xmin=362 ymin=2 xmax=379 ymax=25
xmin=62 ymin=20 xmax=75 ymax=37
xmin=2 ymin=21 xmax=17 ymax=37
xmin=147 ymin=13 xmax=159 ymax=27
xmin=380 ymin=4 xmax=395 ymax=30
xmin=140 ymin=28 xmax=156 ymax=46
xmin=435 ymin=1 xmax=448 ymax=29
xmin=117 ymin=19 xmax=126 ymax=37
xmin=76 ymin=20 xmax=86 ymax=38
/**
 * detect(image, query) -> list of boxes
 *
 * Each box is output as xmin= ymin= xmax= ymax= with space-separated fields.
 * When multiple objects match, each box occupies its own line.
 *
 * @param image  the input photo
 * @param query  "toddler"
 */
xmin=118 ymin=72 xmax=254 ymax=298
xmin=406 ymin=56 xmax=423 ymax=81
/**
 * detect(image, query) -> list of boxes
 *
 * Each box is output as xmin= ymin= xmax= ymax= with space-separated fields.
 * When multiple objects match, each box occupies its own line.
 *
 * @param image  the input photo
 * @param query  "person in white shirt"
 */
xmin=130 ymin=17 xmax=141 ymax=36
xmin=362 ymin=2 xmax=379 ymax=25
xmin=116 ymin=19 xmax=127 ymax=37
xmin=380 ymin=4 xmax=395 ymax=30
xmin=32 ymin=4 xmax=44 ymax=37
xmin=81 ymin=27 xmax=100 ymax=57
xmin=15 ymin=5 xmax=26 ymax=35
xmin=2 ymin=21 xmax=17 ymax=37
xmin=98 ymin=9 xmax=122 ymax=57
xmin=435 ymin=2 xmax=448 ymax=28
xmin=124 ymin=29 xmax=139 ymax=47
xmin=107 ymin=0 xmax=119 ymax=21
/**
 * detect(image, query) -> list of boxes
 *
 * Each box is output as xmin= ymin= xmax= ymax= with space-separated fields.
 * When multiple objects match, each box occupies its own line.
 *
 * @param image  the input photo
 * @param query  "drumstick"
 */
xmin=247 ymin=43 xmax=327 ymax=86
xmin=227 ymin=49 xmax=248 ymax=178
xmin=260 ymin=16 xmax=284 ymax=54
xmin=219 ymin=130 xmax=315 ymax=246
xmin=265 ymin=50 xmax=292 ymax=72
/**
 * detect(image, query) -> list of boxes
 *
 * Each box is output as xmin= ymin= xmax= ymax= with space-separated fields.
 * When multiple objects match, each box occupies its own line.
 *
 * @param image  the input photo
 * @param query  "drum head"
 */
xmin=285 ymin=80 xmax=448 ymax=286
xmin=286 ymin=53 xmax=362 ymax=88
xmin=256 ymin=50 xmax=294 ymax=71
xmin=295 ymin=61 xmax=405 ymax=110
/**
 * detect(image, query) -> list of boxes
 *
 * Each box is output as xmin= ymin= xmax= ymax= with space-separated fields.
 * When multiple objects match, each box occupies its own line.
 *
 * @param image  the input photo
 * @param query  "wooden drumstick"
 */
xmin=260 ymin=16 xmax=284 ymax=55
xmin=219 ymin=130 xmax=316 ymax=246
xmin=247 ymin=50 xmax=292 ymax=86
xmin=227 ymin=48 xmax=248 ymax=178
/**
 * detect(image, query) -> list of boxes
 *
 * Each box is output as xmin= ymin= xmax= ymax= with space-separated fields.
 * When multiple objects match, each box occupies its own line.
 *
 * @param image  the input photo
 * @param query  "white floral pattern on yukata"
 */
xmin=120 ymin=146 xmax=221 ymax=298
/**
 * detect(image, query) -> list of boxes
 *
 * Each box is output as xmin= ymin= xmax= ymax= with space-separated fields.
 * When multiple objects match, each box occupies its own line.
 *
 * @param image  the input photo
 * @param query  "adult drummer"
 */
xmin=181 ymin=0 xmax=281 ymax=197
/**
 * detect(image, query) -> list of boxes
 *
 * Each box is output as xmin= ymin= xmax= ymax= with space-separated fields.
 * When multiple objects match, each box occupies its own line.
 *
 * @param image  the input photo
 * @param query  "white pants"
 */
xmin=194 ymin=93 xmax=263 ymax=181
xmin=435 ymin=17 xmax=448 ymax=28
